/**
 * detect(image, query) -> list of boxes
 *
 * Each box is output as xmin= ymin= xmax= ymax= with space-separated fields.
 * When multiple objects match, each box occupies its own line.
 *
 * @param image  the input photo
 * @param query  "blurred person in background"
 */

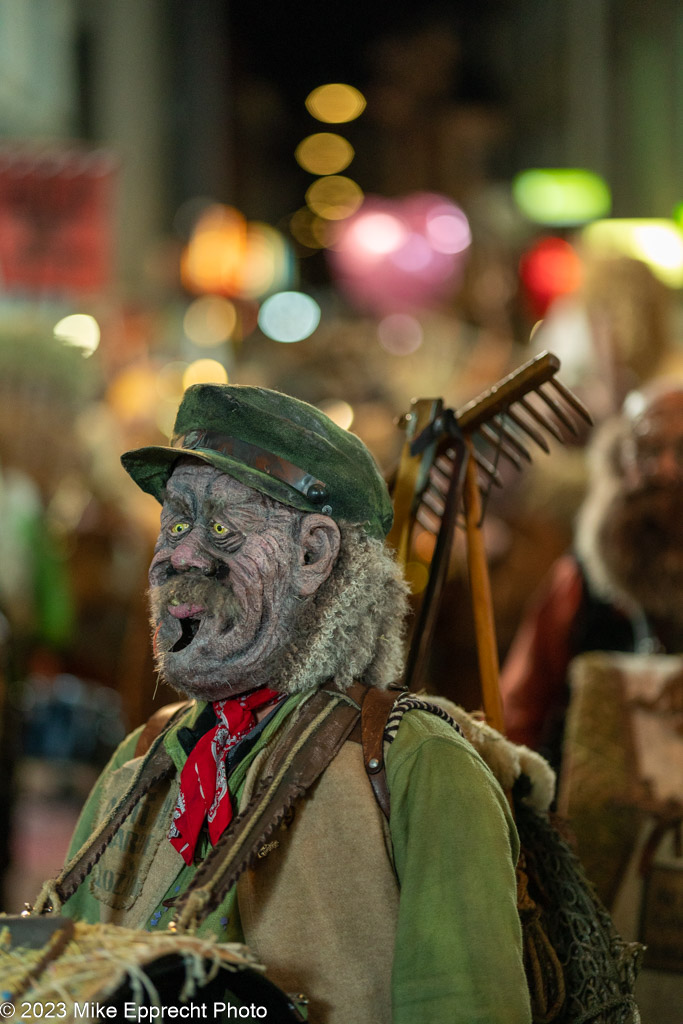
xmin=532 ymin=256 xmax=676 ymax=421
xmin=500 ymin=379 xmax=683 ymax=771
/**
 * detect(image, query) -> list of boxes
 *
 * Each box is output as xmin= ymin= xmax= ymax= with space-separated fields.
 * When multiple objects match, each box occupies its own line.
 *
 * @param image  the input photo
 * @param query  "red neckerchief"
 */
xmin=168 ymin=687 xmax=281 ymax=865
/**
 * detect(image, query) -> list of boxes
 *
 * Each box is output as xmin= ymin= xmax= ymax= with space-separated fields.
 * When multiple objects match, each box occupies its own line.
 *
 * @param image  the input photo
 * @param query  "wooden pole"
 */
xmin=463 ymin=439 xmax=506 ymax=734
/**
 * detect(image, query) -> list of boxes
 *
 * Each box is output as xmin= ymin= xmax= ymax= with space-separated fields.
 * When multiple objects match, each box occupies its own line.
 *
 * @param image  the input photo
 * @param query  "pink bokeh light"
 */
xmin=327 ymin=193 xmax=471 ymax=315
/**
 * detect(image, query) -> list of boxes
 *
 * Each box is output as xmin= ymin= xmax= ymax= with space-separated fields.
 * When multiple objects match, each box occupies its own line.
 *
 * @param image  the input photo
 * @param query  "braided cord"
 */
xmin=384 ymin=693 xmax=464 ymax=744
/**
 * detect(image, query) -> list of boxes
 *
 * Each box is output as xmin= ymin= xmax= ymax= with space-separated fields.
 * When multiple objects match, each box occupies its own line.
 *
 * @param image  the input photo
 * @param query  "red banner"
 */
xmin=0 ymin=146 xmax=117 ymax=296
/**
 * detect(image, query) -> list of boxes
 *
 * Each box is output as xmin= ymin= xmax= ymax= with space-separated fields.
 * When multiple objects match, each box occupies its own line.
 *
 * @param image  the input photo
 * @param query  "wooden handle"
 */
xmin=463 ymin=441 xmax=506 ymax=734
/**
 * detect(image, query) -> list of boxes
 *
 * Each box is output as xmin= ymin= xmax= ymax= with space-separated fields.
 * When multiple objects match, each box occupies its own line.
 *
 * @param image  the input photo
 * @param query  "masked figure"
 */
xmin=501 ymin=381 xmax=683 ymax=772
xmin=50 ymin=384 xmax=535 ymax=1024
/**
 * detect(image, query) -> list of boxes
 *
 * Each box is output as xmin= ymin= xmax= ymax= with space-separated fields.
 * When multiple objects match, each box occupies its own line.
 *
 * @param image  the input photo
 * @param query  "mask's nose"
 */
xmin=169 ymin=529 xmax=215 ymax=573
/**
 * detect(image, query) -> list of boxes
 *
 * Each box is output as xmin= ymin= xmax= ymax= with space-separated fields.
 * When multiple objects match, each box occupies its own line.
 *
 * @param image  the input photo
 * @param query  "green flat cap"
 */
xmin=121 ymin=383 xmax=394 ymax=539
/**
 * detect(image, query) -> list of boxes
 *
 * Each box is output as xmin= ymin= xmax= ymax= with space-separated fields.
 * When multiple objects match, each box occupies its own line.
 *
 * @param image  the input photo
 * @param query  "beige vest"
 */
xmin=90 ymin=731 xmax=399 ymax=1024
xmin=238 ymin=739 xmax=398 ymax=1024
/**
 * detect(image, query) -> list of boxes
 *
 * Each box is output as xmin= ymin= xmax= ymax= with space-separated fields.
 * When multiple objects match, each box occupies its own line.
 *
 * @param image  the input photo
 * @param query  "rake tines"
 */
xmin=412 ymin=351 xmax=592 ymax=533
xmin=390 ymin=350 xmax=593 ymax=700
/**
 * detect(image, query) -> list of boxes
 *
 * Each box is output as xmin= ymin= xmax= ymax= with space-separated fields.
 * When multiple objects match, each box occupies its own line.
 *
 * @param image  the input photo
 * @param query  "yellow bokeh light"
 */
xmin=305 ymin=83 xmax=366 ymax=123
xmin=289 ymin=207 xmax=330 ymax=249
xmin=404 ymin=561 xmax=430 ymax=595
xmin=237 ymin=223 xmax=289 ymax=300
xmin=295 ymin=133 xmax=354 ymax=176
xmin=306 ymin=176 xmax=364 ymax=221
xmin=181 ymin=204 xmax=292 ymax=300
xmin=180 ymin=204 xmax=248 ymax=296
xmin=318 ymin=399 xmax=354 ymax=430
xmin=53 ymin=314 xmax=101 ymax=357
xmin=184 ymin=296 xmax=237 ymax=347
xmin=107 ymin=366 xmax=159 ymax=421
xmin=582 ymin=218 xmax=683 ymax=288
xmin=182 ymin=359 xmax=228 ymax=390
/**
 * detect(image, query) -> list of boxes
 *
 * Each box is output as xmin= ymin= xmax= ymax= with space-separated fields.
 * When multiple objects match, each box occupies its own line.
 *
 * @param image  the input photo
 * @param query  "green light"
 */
xmin=512 ymin=169 xmax=612 ymax=226
xmin=582 ymin=219 xmax=683 ymax=288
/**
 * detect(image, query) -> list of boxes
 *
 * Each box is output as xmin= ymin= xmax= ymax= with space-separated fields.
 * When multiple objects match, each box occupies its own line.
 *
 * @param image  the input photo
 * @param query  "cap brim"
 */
xmin=120 ymin=444 xmax=331 ymax=517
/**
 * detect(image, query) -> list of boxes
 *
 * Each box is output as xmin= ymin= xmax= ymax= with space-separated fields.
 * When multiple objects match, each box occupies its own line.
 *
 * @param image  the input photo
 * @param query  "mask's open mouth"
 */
xmin=171 ymin=617 xmax=201 ymax=652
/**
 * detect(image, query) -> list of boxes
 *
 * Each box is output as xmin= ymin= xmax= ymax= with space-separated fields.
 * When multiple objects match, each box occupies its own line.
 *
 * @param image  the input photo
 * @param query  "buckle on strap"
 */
xmin=172 ymin=429 xmax=329 ymax=504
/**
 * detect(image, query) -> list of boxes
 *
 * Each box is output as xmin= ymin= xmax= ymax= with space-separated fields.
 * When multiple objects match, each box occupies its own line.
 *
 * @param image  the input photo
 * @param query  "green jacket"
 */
xmin=61 ymin=691 xmax=531 ymax=1024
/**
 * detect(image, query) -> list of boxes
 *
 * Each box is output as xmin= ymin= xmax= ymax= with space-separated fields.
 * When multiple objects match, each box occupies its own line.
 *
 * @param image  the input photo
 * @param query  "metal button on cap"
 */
xmin=306 ymin=482 xmax=328 ymax=502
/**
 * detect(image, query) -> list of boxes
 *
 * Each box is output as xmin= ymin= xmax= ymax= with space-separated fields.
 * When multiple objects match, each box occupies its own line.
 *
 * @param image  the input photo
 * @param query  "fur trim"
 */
xmin=276 ymin=523 xmax=410 ymax=693
xmin=419 ymin=695 xmax=556 ymax=813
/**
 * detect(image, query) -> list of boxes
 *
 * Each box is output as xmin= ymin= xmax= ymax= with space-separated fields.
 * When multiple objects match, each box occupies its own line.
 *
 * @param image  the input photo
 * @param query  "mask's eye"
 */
xmin=211 ymin=522 xmax=245 ymax=552
xmin=171 ymin=521 xmax=190 ymax=536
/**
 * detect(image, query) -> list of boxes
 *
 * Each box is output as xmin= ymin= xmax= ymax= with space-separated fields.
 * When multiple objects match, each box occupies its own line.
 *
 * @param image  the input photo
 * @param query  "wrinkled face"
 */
xmin=148 ymin=461 xmax=340 ymax=700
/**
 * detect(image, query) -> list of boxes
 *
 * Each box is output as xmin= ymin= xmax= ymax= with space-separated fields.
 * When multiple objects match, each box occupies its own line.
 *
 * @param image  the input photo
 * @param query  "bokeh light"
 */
xmin=295 ymin=133 xmax=354 ymax=176
xmin=305 ymin=176 xmax=364 ymax=220
xmin=107 ymin=365 xmax=158 ymax=420
xmin=328 ymin=193 xmax=471 ymax=315
xmin=582 ymin=219 xmax=683 ymax=288
xmin=183 ymin=296 xmax=237 ymax=347
xmin=181 ymin=205 xmax=292 ymax=299
xmin=519 ymin=237 xmax=583 ymax=317
xmin=180 ymin=204 xmax=247 ymax=296
xmin=53 ymin=314 xmax=101 ymax=357
xmin=182 ymin=359 xmax=228 ymax=389
xmin=318 ymin=399 xmax=354 ymax=430
xmin=425 ymin=204 xmax=472 ymax=253
xmin=377 ymin=314 xmax=423 ymax=355
xmin=391 ymin=234 xmax=434 ymax=272
xmin=346 ymin=212 xmax=408 ymax=255
xmin=258 ymin=291 xmax=321 ymax=343
xmin=238 ymin=222 xmax=293 ymax=299
xmin=289 ymin=207 xmax=330 ymax=250
xmin=513 ymin=168 xmax=612 ymax=226
xmin=305 ymin=83 xmax=366 ymax=123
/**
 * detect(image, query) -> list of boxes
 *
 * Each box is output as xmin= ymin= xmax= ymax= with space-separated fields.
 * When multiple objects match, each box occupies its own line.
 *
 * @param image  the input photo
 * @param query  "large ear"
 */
xmin=296 ymin=514 xmax=342 ymax=597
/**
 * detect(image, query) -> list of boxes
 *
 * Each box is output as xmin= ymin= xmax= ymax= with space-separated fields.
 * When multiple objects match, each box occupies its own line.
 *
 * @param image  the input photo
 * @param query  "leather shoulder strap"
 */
xmin=172 ymin=689 xmax=362 ymax=932
xmin=134 ymin=700 xmax=193 ymax=758
xmin=361 ymin=687 xmax=403 ymax=820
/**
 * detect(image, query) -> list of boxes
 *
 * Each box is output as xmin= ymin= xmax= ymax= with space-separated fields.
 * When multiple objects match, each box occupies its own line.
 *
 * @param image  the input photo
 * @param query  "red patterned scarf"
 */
xmin=168 ymin=687 xmax=281 ymax=864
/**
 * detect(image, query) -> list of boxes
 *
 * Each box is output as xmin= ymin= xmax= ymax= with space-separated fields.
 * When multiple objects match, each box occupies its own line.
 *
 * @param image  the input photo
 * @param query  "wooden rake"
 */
xmin=387 ymin=351 xmax=592 ymax=732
